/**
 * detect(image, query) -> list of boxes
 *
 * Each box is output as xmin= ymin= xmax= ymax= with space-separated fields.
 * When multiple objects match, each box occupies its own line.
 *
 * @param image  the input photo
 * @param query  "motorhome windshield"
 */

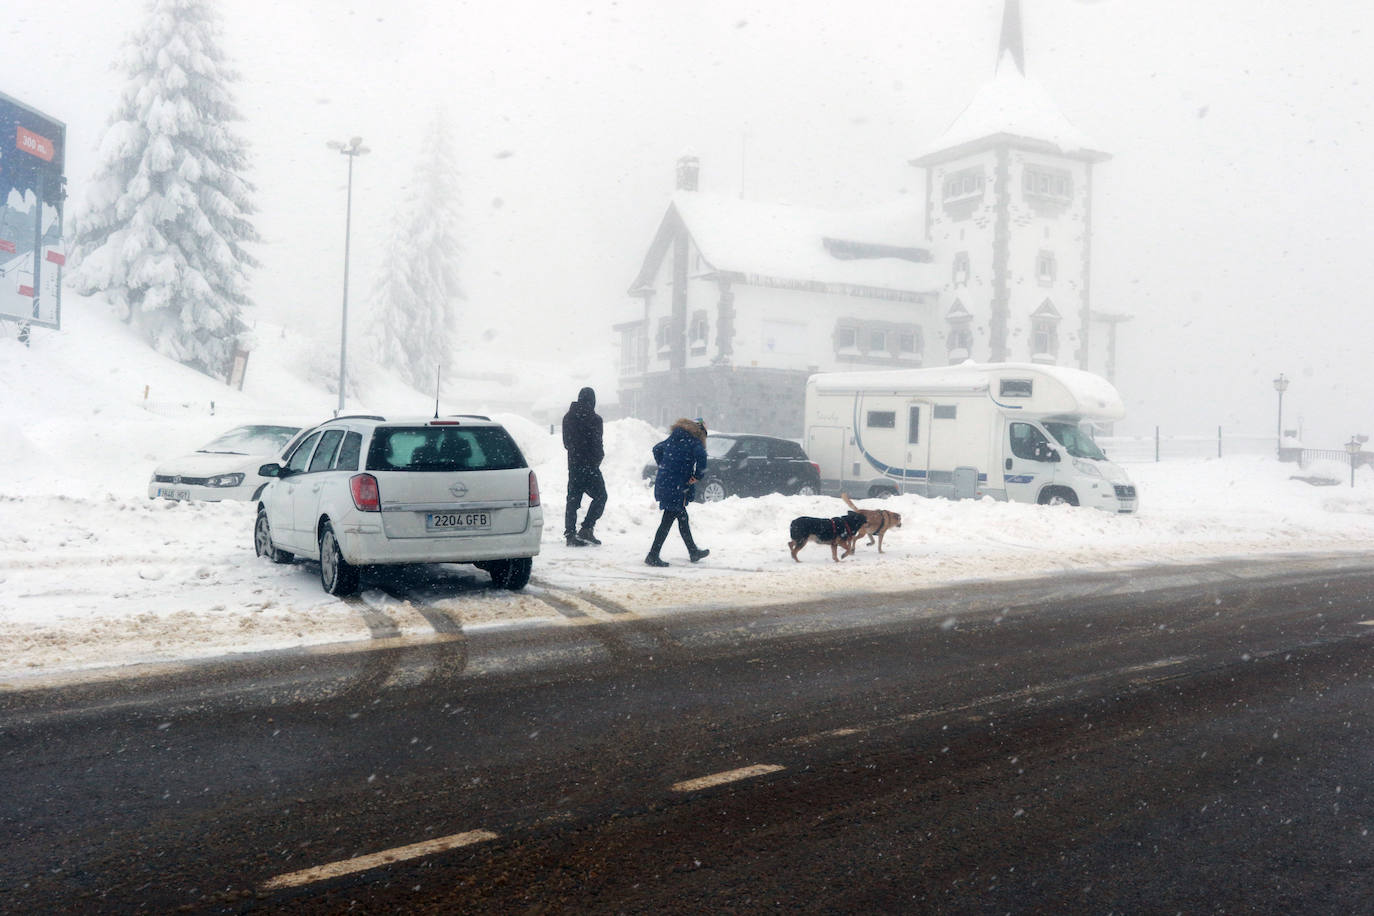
xmin=1044 ymin=421 xmax=1107 ymax=461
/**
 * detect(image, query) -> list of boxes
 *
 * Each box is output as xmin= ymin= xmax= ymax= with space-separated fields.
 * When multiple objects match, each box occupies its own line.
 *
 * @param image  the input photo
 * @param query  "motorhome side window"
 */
xmin=908 ymin=407 xmax=920 ymax=444
xmin=1009 ymin=422 xmax=1054 ymax=461
xmin=999 ymin=379 xmax=1034 ymax=398
xmin=867 ymin=411 xmax=896 ymax=429
xmin=933 ymin=405 xmax=957 ymax=419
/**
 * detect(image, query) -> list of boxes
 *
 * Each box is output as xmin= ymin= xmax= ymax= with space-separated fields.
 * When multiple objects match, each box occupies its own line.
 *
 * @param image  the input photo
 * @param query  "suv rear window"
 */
xmin=366 ymin=426 xmax=527 ymax=472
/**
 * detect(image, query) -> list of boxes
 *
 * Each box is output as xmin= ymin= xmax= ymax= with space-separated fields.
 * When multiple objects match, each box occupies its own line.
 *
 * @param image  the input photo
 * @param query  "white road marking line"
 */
xmin=1357 ymin=620 xmax=1374 ymax=627
xmin=261 ymin=829 xmax=498 ymax=890
xmin=671 ymin=764 xmax=785 ymax=793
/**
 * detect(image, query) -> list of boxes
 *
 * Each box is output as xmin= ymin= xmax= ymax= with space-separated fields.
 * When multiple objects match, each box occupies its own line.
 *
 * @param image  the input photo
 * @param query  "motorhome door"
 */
xmin=1004 ymin=420 xmax=1058 ymax=504
xmin=905 ymin=401 xmax=931 ymax=495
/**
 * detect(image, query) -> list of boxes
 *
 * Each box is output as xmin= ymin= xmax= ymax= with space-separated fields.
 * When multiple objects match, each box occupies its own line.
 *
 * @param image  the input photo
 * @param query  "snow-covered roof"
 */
xmin=630 ymin=192 xmax=942 ymax=298
xmin=810 ymin=361 xmax=1126 ymax=419
xmin=912 ymin=50 xmax=1109 ymax=166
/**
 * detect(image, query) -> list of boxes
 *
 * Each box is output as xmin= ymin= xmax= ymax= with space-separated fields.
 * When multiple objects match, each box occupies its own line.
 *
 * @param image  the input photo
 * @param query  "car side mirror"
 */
xmin=1049 ymin=450 xmax=1062 ymax=463
xmin=259 ymin=463 xmax=282 ymax=478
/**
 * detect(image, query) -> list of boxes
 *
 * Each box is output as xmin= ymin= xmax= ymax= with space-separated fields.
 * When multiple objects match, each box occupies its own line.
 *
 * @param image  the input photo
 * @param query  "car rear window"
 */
xmin=366 ymin=426 xmax=527 ymax=472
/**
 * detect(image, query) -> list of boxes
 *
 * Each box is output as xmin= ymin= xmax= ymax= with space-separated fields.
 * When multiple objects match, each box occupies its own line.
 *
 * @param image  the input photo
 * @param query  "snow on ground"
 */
xmin=4 ymin=295 xmax=1374 ymax=683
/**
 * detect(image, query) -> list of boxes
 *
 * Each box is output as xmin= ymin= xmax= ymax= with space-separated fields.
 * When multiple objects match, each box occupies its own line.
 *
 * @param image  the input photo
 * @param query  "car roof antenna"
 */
xmin=433 ymin=365 xmax=441 ymax=419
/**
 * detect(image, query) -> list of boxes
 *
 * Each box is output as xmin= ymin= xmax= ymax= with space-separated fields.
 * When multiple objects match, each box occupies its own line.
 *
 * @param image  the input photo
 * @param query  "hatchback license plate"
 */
xmin=426 ymin=511 xmax=491 ymax=531
xmin=158 ymin=487 xmax=191 ymax=500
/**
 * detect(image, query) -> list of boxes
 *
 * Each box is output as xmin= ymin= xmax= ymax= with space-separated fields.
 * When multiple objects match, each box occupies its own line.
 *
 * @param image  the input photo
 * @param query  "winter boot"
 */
xmin=566 ymin=533 xmax=588 ymax=547
xmin=689 ymin=548 xmax=710 ymax=563
xmin=644 ymin=553 xmax=669 ymax=568
xmin=577 ymin=525 xmax=602 ymax=546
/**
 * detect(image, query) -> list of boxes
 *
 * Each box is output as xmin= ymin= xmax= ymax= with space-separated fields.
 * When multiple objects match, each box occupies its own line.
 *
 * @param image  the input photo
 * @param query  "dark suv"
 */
xmin=642 ymin=433 xmax=821 ymax=502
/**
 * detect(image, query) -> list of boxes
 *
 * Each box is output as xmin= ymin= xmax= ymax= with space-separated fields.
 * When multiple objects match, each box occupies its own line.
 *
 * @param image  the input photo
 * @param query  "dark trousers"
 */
xmin=565 ymin=465 xmax=607 ymax=537
xmin=648 ymin=506 xmax=699 ymax=557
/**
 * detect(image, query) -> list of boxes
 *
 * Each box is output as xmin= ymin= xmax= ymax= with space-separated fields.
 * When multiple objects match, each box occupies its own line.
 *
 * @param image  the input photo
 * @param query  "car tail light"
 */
xmin=350 ymin=473 xmax=381 ymax=511
xmin=809 ymin=462 xmax=820 ymax=476
xmin=529 ymin=470 xmax=541 ymax=507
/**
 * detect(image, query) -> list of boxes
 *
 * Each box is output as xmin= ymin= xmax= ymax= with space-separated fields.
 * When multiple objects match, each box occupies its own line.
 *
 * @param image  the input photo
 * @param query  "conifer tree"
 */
xmin=72 ymin=0 xmax=259 ymax=378
xmin=369 ymin=112 xmax=464 ymax=390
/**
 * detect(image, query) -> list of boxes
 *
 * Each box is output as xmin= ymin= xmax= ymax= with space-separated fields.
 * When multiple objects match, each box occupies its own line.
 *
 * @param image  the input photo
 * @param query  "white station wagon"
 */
xmin=254 ymin=415 xmax=543 ymax=595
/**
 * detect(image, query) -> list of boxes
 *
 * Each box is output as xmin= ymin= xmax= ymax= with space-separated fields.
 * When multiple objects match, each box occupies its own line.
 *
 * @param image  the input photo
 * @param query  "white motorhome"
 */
xmin=804 ymin=362 xmax=1138 ymax=514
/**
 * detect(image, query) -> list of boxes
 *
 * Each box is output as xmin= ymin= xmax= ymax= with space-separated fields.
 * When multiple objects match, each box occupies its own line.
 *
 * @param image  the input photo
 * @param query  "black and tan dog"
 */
xmin=841 ymin=492 xmax=903 ymax=554
xmin=788 ymin=510 xmax=867 ymax=562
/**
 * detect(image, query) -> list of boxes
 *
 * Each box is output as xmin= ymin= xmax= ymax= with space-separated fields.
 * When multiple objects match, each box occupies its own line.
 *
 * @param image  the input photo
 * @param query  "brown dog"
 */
xmin=841 ymin=492 xmax=903 ymax=554
xmin=788 ymin=511 xmax=866 ymax=562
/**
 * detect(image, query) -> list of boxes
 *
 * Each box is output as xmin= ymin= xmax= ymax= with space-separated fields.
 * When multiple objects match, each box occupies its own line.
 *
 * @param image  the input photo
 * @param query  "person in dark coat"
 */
xmin=562 ymin=387 xmax=607 ymax=546
xmin=645 ymin=418 xmax=710 ymax=567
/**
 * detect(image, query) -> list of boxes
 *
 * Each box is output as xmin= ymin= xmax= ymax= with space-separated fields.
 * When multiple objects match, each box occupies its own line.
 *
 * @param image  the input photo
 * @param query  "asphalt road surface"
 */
xmin=3 ymin=555 xmax=1374 ymax=914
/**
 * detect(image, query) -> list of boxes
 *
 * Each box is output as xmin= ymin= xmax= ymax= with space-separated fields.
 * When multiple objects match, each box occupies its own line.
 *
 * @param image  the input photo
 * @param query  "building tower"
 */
xmin=912 ymin=0 xmax=1110 ymax=368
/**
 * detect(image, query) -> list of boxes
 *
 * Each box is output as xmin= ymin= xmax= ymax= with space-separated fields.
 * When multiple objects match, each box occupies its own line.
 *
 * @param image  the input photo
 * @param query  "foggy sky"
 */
xmin=4 ymin=0 xmax=1373 ymax=444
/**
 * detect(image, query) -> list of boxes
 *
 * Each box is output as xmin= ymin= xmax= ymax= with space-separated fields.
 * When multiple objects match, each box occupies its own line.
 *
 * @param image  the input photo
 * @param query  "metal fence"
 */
xmin=1098 ymin=429 xmax=1368 ymax=469
xmin=1098 ymin=429 xmax=1275 ymax=463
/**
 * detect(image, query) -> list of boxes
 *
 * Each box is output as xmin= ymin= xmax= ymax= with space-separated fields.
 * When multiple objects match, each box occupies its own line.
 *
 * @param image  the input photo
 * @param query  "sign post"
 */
xmin=0 ymin=90 xmax=66 ymax=333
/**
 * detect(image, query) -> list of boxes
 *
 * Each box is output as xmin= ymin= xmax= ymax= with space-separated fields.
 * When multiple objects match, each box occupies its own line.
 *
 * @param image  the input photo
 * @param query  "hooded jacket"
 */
xmin=562 ymin=387 xmax=604 ymax=468
xmin=651 ymin=418 xmax=708 ymax=510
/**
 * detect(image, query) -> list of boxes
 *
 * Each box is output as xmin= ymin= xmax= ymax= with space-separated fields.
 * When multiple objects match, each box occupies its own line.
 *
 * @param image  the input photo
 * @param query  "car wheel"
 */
xmin=487 ymin=557 xmax=532 ymax=591
xmin=868 ymin=486 xmax=898 ymax=499
xmin=254 ymin=508 xmax=293 ymax=564
xmin=1039 ymin=487 xmax=1079 ymax=507
xmin=318 ymin=521 xmax=361 ymax=596
xmin=792 ymin=481 xmax=818 ymax=497
xmin=700 ymin=478 xmax=727 ymax=502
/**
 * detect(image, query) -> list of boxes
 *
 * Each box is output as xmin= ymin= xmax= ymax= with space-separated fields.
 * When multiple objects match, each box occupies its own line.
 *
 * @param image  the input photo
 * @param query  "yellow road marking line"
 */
xmin=671 ymin=764 xmax=785 ymax=793
xmin=262 ymin=829 xmax=498 ymax=890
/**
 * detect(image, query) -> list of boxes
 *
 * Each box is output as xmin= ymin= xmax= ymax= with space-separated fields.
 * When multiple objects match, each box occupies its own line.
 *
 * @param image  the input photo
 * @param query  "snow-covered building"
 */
xmin=616 ymin=0 xmax=1110 ymax=437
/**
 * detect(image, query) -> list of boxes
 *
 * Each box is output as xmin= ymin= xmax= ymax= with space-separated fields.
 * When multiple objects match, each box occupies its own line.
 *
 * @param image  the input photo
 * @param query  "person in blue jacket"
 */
xmin=645 ymin=418 xmax=710 ymax=567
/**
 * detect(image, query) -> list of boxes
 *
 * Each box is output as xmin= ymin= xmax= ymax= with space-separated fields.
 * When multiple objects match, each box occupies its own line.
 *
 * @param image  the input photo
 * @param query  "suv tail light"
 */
xmin=529 ymin=470 xmax=541 ymax=508
xmin=809 ymin=461 xmax=820 ymax=476
xmin=350 ymin=473 xmax=381 ymax=511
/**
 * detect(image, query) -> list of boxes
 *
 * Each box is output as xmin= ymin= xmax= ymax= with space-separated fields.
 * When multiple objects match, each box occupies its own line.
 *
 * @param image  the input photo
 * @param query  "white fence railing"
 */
xmin=1099 ymin=430 xmax=1276 ymax=464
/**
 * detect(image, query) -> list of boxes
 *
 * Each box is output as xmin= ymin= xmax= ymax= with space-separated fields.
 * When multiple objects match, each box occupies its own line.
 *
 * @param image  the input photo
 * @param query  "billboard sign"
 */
xmin=0 ymin=91 xmax=65 ymax=329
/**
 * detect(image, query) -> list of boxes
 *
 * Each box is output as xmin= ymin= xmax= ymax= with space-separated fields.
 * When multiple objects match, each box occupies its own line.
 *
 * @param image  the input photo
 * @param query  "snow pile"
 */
xmin=3 ymin=294 xmax=1374 ymax=682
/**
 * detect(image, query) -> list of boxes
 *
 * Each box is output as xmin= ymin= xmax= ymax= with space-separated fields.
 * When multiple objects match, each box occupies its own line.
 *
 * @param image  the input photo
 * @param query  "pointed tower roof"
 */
xmin=911 ymin=0 xmax=1109 ymax=166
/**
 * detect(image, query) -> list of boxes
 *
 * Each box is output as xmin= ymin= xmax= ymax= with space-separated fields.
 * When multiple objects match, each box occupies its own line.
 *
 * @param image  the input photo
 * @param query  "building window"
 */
xmin=952 ymin=251 xmax=970 ymax=287
xmin=1030 ymin=299 xmax=1061 ymax=362
xmin=688 ymin=310 xmax=708 ymax=352
xmin=655 ymin=317 xmax=672 ymax=356
xmin=947 ymin=300 xmax=973 ymax=363
xmin=869 ymin=329 xmax=887 ymax=353
xmin=1023 ymin=166 xmax=1072 ymax=203
xmin=835 ymin=324 xmax=860 ymax=355
xmin=1036 ymin=251 xmax=1057 ymax=284
xmin=867 ymin=410 xmax=896 ymax=429
xmin=943 ymin=167 xmax=985 ymax=203
xmin=620 ymin=324 xmax=646 ymax=374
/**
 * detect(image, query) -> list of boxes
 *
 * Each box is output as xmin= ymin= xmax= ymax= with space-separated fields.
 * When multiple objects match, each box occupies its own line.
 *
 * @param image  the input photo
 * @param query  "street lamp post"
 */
xmin=327 ymin=136 xmax=370 ymax=414
xmin=1272 ymin=373 xmax=1289 ymax=458
xmin=1346 ymin=435 xmax=1368 ymax=488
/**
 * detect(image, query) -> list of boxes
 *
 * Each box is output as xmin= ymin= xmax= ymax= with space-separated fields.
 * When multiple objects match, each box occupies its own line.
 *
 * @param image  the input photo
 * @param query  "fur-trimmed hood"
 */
xmin=670 ymin=417 xmax=707 ymax=444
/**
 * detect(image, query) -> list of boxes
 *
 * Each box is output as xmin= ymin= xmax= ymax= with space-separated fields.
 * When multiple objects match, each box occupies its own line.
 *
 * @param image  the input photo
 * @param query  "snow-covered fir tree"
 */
xmin=368 ymin=112 xmax=464 ymax=390
xmin=71 ymin=0 xmax=259 ymax=379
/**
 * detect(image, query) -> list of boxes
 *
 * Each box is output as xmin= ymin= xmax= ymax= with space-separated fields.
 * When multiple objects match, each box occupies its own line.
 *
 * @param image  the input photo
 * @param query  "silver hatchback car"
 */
xmin=253 ymin=415 xmax=543 ymax=595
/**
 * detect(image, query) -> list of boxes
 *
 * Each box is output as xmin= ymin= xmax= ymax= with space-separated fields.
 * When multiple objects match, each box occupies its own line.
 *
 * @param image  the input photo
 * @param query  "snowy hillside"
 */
xmin=3 ymin=296 xmax=1374 ymax=683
